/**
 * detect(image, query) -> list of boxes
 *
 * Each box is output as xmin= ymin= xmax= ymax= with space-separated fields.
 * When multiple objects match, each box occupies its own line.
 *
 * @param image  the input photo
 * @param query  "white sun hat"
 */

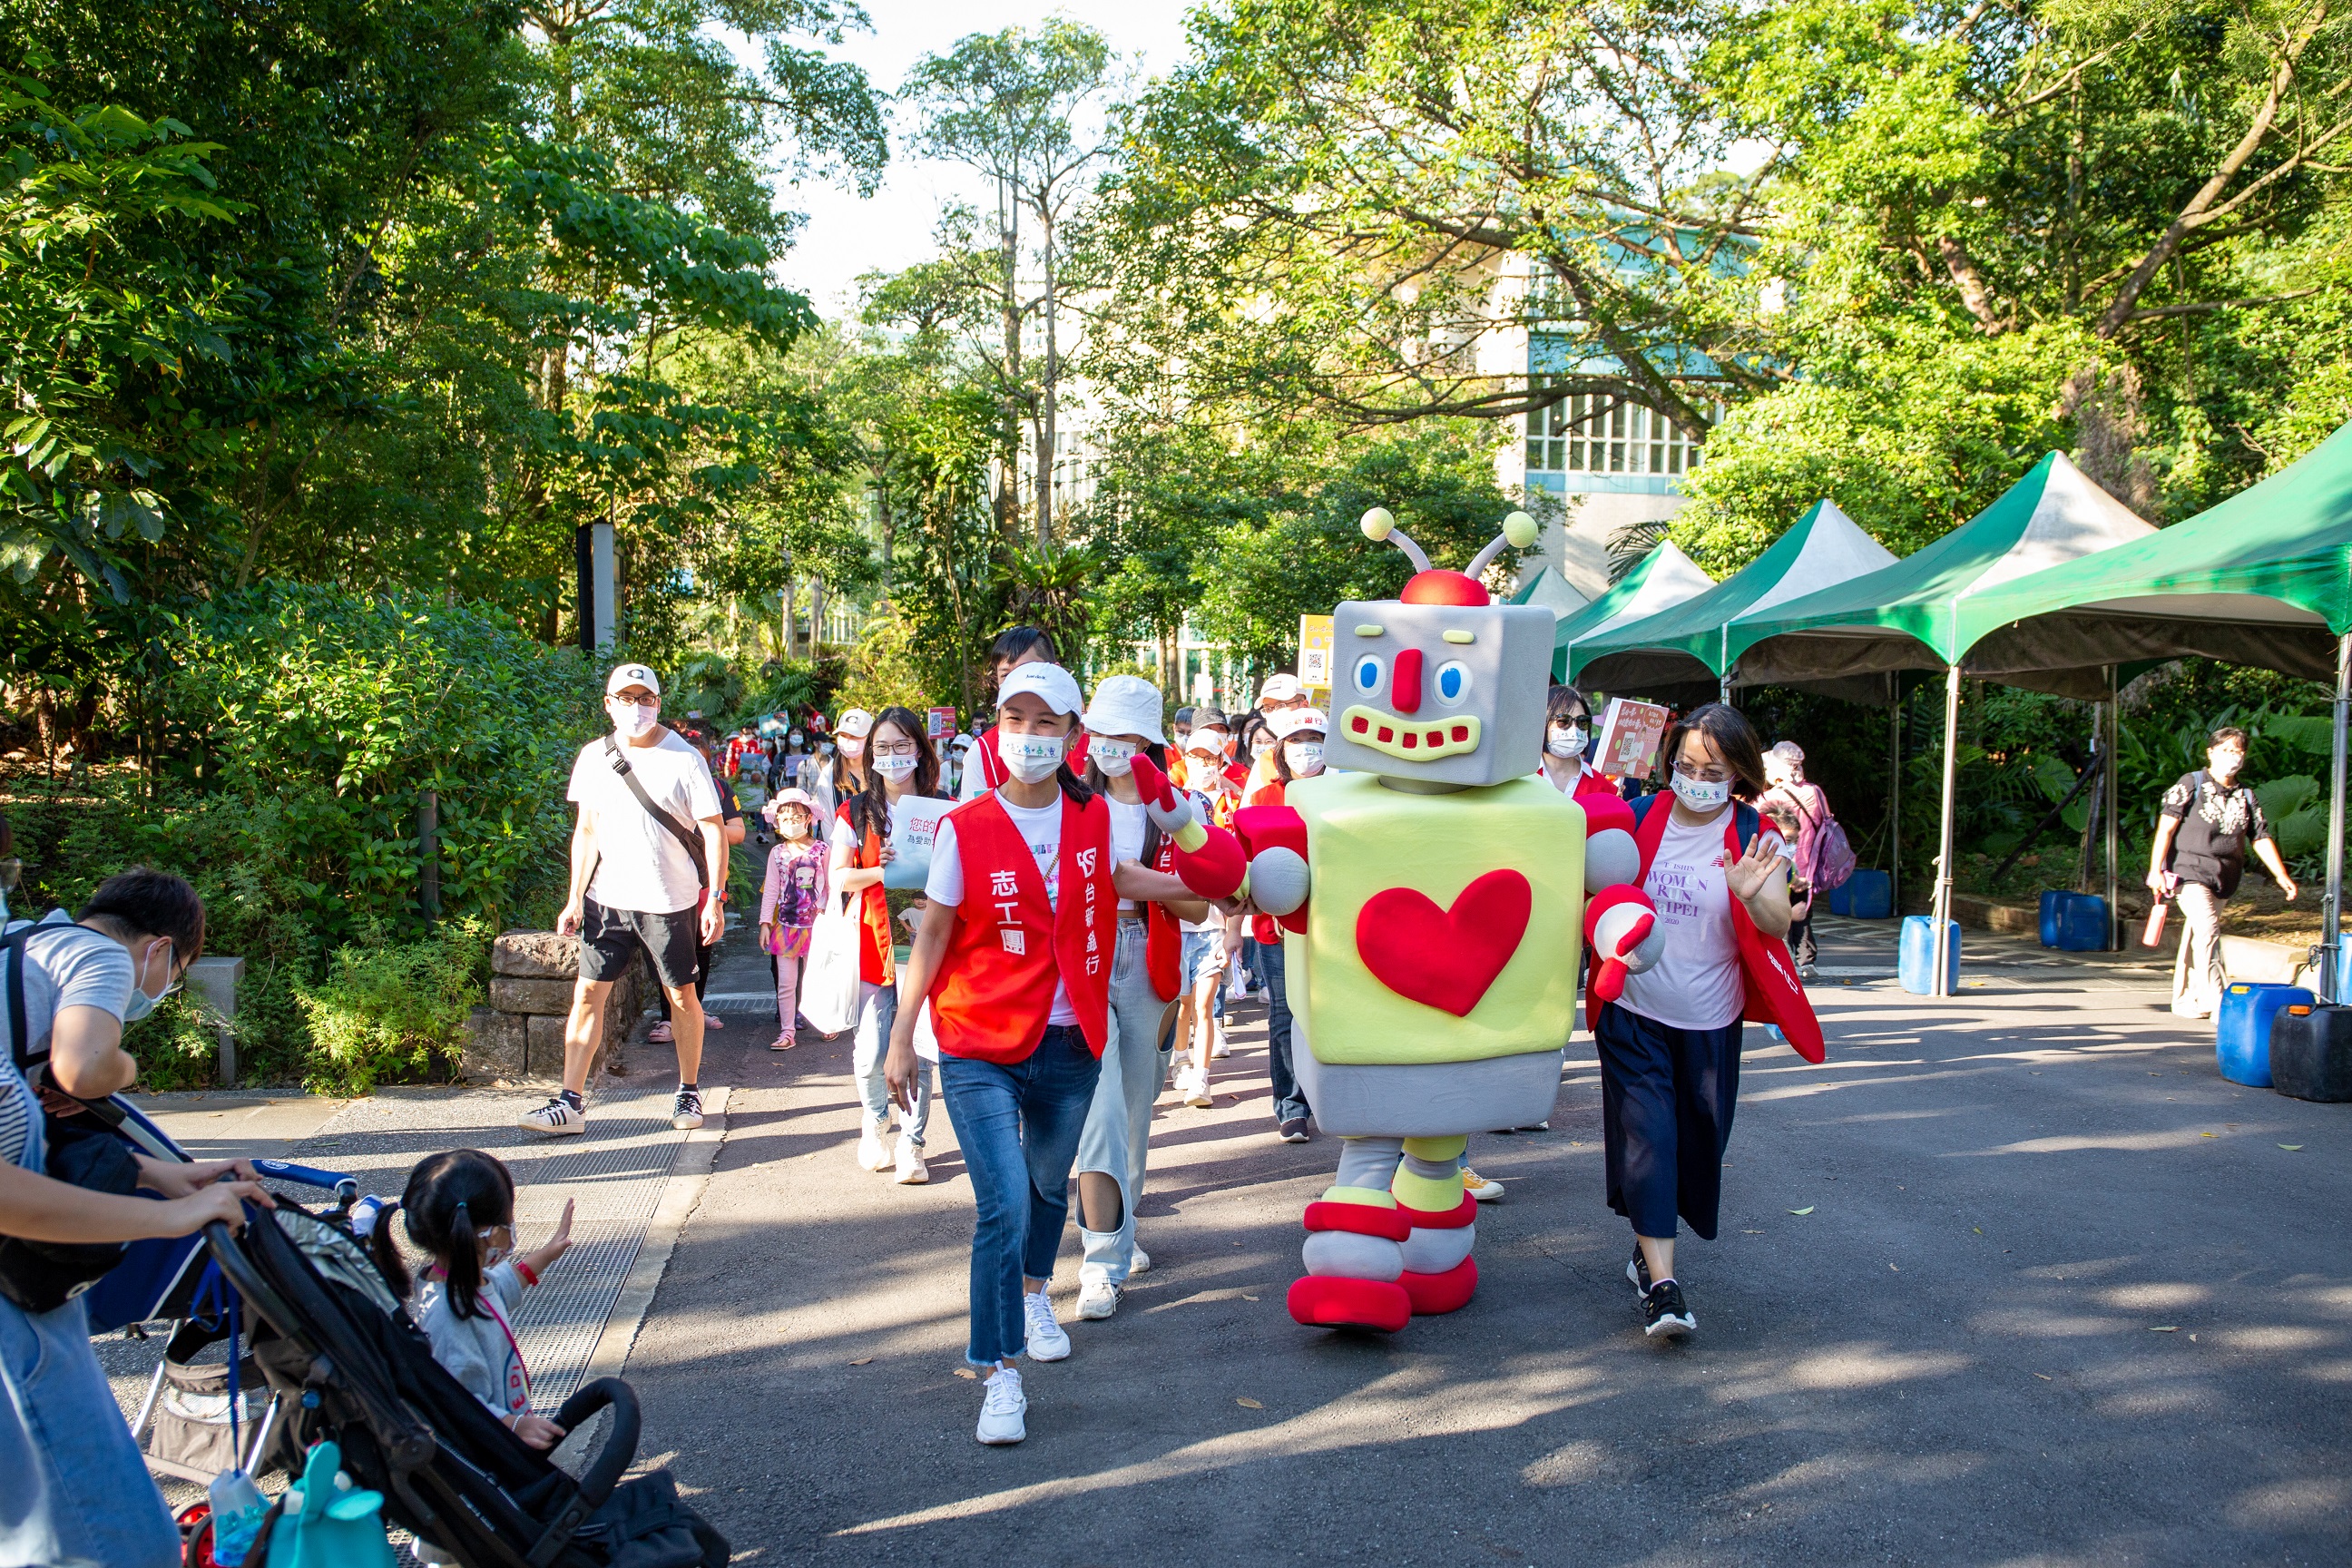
xmin=1082 ymin=674 xmax=1166 ymax=744
xmin=1269 ymin=707 xmax=1328 ymax=740
xmin=996 ymin=662 xmax=1084 ymax=716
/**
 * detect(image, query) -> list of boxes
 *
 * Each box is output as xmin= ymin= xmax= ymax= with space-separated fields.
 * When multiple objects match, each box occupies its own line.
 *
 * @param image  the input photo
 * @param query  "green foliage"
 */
xmin=293 ymin=919 xmax=487 ymax=1094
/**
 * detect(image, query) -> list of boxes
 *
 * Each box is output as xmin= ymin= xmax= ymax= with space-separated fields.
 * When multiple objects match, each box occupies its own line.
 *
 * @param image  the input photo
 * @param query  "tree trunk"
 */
xmin=997 ymin=174 xmax=1024 ymax=544
xmin=1035 ymin=201 xmax=1058 ymax=550
xmin=810 ymin=576 xmax=827 ymax=652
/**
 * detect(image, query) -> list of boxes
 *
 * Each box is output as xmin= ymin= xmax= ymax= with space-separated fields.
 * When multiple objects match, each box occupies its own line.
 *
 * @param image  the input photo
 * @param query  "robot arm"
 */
xmin=1580 ymin=794 xmax=1662 ymax=1001
xmin=1130 ymin=752 xmax=1248 ymax=900
xmin=1232 ymin=804 xmax=1309 ymax=926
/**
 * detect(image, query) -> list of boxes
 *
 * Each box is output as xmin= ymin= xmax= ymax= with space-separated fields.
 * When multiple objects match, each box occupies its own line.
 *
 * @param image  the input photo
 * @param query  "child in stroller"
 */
xmin=366 ymin=1151 xmax=575 ymax=1452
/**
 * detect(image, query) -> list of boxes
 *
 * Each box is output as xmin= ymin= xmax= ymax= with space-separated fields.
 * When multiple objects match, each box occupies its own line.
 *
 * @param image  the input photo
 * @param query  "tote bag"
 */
xmin=799 ymin=891 xmax=864 ymax=1036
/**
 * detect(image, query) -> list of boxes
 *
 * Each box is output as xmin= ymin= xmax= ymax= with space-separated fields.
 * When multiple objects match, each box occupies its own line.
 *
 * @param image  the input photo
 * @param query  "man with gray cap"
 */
xmin=524 ymin=663 xmax=727 ymax=1135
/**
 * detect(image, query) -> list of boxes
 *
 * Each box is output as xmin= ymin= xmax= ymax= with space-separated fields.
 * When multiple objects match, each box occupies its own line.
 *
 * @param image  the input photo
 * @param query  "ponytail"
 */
xmin=368 ymin=1201 xmax=413 ymax=1301
xmin=445 ymin=1200 xmax=485 ymax=1322
xmin=1054 ymin=762 xmax=1094 ymax=808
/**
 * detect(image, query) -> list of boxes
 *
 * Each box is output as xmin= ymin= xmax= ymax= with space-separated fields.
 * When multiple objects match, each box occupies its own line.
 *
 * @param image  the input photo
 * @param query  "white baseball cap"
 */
xmin=996 ymin=662 xmax=1084 ymax=716
xmin=1258 ymin=672 xmax=1305 ymax=705
xmin=836 ymin=708 xmax=876 ymax=738
xmin=1083 ymin=674 xmax=1166 ymax=744
xmin=1269 ymin=707 xmax=1328 ymax=740
xmin=605 ymin=662 xmax=661 ymax=698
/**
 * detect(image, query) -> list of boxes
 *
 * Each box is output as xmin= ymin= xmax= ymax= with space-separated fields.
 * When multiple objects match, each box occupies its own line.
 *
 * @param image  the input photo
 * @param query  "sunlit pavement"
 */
xmin=623 ymin=917 xmax=2352 ymax=1564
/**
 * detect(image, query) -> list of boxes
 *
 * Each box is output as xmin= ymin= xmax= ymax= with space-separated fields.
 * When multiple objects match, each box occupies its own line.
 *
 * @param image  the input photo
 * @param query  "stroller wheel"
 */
xmin=175 ymin=1503 xmax=217 ymax=1568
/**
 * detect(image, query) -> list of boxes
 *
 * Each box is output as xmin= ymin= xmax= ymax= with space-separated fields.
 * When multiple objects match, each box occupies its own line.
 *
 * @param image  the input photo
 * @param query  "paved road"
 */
xmin=617 ymin=919 xmax=2351 ymax=1565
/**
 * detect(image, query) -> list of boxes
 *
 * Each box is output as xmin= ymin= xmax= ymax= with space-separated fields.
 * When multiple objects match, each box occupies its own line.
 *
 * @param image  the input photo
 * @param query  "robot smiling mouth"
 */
xmin=1338 ymin=705 xmax=1482 ymax=761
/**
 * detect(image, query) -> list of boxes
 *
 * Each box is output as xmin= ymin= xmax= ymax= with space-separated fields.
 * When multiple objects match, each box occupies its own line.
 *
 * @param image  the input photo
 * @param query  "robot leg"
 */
xmin=1392 ymin=1135 xmax=1477 ymax=1315
xmin=1287 ymin=1135 xmax=1412 ymax=1332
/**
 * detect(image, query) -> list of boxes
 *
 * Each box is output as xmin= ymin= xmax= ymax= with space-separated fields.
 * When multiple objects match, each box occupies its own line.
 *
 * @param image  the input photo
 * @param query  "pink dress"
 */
xmin=760 ymin=838 xmax=829 ymax=1034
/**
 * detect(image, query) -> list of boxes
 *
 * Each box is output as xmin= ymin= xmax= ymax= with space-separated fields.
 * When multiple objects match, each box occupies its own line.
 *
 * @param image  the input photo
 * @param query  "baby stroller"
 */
xmin=195 ymin=1191 xmax=729 ymax=1568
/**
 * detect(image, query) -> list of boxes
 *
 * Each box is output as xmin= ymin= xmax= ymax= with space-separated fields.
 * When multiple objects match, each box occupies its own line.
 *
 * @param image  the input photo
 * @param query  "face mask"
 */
xmin=838 ymin=735 xmax=864 ymax=760
xmin=789 ymin=732 xmax=804 ymax=748
xmin=1671 ymin=768 xmax=1733 ymax=811
xmin=779 ymin=812 xmax=810 ymax=839
xmin=612 ymin=701 xmax=659 ymax=740
xmin=1547 ymin=724 xmax=1587 ymax=760
xmin=121 ymin=939 xmax=178 ymax=1023
xmin=1090 ymin=738 xmax=1138 ymax=777
xmin=872 ymin=752 xmax=917 ymax=782
xmin=1285 ymin=740 xmax=1324 ymax=776
xmin=1002 ymin=731 xmax=1065 ymax=784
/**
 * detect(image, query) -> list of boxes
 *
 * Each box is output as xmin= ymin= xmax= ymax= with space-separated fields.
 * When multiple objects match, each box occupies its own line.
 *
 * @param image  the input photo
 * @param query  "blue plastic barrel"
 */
xmin=1899 ymin=915 xmax=1961 ymax=995
xmin=2215 ymin=981 xmax=2312 ymax=1087
xmin=1828 ymin=881 xmax=1853 ymax=916
xmin=1844 ymin=869 xmax=1893 ymax=920
xmin=2039 ymin=891 xmax=2108 ymax=951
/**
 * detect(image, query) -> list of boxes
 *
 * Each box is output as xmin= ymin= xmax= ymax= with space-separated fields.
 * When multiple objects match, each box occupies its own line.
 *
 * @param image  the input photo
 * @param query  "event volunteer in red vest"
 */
xmin=1603 ymin=702 xmax=1820 ymax=1342
xmin=1068 ymin=674 xmax=1210 ymax=1325
xmin=885 ymin=662 xmax=1205 ymax=1446
xmin=1539 ymin=682 xmax=1619 ymax=801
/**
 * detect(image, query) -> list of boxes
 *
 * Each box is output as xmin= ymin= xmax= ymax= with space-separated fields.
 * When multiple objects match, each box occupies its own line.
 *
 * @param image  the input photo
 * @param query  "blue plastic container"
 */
xmin=2215 ymin=981 xmax=2312 ymax=1087
xmin=1899 ymin=915 xmax=1962 ymax=995
xmin=2039 ymin=890 xmax=2109 ymax=951
xmin=1843 ymin=869 xmax=1894 ymax=920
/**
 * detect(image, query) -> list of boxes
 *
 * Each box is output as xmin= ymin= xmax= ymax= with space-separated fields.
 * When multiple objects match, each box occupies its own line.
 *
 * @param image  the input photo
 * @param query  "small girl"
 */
xmin=369 ymin=1150 xmax=574 ymax=1449
xmin=759 ymin=788 xmax=829 ymax=1052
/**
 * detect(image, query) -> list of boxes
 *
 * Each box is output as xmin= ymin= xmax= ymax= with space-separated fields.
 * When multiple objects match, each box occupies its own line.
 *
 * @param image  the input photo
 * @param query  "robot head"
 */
xmin=1323 ymin=508 xmax=1552 ymax=789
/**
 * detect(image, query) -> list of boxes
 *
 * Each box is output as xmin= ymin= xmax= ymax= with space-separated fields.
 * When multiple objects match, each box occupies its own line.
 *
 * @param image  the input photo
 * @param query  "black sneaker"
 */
xmin=1642 ymin=1279 xmax=1696 ymax=1339
xmin=671 ymin=1086 xmax=704 ymax=1131
xmin=1278 ymin=1117 xmax=1311 ymax=1143
xmin=1626 ymin=1250 xmax=1652 ymax=1297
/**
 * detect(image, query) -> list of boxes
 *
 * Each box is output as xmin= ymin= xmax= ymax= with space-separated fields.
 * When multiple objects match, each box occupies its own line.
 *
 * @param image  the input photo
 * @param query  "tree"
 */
xmin=902 ymin=21 xmax=1117 ymax=547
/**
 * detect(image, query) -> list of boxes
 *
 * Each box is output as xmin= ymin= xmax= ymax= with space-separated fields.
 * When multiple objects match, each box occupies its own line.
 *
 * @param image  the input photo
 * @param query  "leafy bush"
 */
xmin=293 ymin=920 xmax=486 ymax=1094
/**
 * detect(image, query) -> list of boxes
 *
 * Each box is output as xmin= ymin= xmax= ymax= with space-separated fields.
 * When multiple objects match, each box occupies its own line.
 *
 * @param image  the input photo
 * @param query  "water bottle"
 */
xmin=208 ymin=1469 xmax=269 ymax=1567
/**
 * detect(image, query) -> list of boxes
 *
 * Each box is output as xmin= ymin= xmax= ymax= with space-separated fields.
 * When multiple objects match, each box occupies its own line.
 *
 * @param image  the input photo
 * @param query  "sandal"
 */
xmin=648 ymin=1020 xmax=674 ymax=1044
xmin=769 ymin=1034 xmax=797 ymax=1051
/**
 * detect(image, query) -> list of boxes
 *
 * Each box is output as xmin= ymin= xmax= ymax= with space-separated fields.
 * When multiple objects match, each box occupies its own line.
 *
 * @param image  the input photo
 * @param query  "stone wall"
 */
xmin=461 ymin=930 xmax=644 ymax=1083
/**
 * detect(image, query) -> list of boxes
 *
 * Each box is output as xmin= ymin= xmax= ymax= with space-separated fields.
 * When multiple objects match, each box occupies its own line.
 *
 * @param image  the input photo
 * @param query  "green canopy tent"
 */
xmin=1731 ymin=452 xmax=2158 ymax=994
xmin=1509 ymin=564 xmax=1593 ymax=625
xmin=1566 ymin=499 xmax=1897 ymax=702
xmin=1551 ymin=540 xmax=1715 ymax=682
xmin=1961 ymin=424 xmax=2352 ymax=995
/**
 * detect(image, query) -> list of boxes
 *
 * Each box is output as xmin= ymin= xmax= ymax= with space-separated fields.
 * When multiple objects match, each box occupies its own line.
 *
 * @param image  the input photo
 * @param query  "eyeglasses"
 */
xmin=870 ymin=740 xmax=919 ymax=757
xmin=1673 ymin=762 xmax=1734 ymax=784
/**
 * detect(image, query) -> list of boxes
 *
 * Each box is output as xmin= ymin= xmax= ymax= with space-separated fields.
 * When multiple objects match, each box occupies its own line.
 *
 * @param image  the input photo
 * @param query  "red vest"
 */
xmin=929 ymin=789 xmax=1116 ymax=1063
xmin=1631 ymin=795 xmax=1826 ymax=1063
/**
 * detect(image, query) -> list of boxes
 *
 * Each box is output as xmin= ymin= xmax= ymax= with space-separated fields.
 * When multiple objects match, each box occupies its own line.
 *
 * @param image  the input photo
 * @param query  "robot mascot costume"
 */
xmin=1130 ymin=506 xmax=1668 ymax=1333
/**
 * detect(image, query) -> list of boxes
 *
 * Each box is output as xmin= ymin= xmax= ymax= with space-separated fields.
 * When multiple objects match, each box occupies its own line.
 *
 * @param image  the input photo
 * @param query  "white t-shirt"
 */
xmin=1106 ymin=798 xmax=1146 ymax=911
xmin=567 ymin=730 xmax=722 ymax=915
xmin=926 ymin=791 xmax=1078 ymax=1024
xmin=1619 ymin=808 xmax=1785 ymax=1032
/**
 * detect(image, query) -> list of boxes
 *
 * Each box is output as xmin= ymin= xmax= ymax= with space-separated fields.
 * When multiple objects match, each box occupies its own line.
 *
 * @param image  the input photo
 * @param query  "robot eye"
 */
xmin=1433 ymin=660 xmax=1471 ymax=706
xmin=1352 ymin=653 xmax=1386 ymax=696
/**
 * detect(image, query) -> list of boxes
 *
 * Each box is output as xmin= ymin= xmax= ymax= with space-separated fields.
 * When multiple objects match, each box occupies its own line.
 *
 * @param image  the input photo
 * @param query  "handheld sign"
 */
xmin=883 ymin=796 xmax=956 ymax=890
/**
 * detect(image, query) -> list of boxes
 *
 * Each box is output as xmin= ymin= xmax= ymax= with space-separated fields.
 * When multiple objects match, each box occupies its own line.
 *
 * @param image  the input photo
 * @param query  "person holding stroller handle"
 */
xmin=1 ymin=865 xmax=275 ymax=1568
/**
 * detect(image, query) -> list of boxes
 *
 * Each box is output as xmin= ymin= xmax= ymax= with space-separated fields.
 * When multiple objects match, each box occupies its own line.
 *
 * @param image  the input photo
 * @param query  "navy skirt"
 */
xmin=1592 ymin=1001 xmax=1743 ymax=1240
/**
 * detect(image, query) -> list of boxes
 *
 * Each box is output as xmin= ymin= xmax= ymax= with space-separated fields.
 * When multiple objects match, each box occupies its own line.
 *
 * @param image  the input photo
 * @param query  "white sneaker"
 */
xmin=1178 ymin=1068 xmax=1213 ymax=1109
xmin=857 ymin=1116 xmax=892 ymax=1171
xmin=1023 ymin=1289 xmax=1071 ymax=1361
xmin=975 ymin=1367 xmax=1026 ymax=1445
xmin=518 ymin=1097 xmax=584 ymax=1136
xmin=894 ymin=1135 xmax=929 ymax=1185
xmin=1130 ymin=1246 xmax=1152 ymax=1275
xmin=1075 ymin=1279 xmax=1119 ymax=1320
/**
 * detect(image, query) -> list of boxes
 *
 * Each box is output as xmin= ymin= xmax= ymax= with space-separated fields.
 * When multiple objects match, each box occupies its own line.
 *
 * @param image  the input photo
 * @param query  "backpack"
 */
xmin=1782 ymin=786 xmax=1856 ymax=893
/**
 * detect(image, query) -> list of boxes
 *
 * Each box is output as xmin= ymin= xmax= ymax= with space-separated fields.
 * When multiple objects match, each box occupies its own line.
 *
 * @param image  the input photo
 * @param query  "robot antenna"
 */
xmin=1359 ymin=506 xmax=1433 ymax=573
xmin=1463 ymin=510 xmax=1541 ymax=582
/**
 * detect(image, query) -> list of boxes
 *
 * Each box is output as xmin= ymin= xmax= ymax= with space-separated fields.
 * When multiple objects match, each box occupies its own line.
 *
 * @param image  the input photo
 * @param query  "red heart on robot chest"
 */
xmin=1355 ymin=869 xmax=1533 ymax=1017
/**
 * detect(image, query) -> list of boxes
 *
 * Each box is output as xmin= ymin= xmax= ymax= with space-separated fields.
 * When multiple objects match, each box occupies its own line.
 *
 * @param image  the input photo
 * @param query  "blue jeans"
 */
xmin=938 ymin=1025 xmax=1103 ymax=1366
xmin=1260 ymin=934 xmax=1307 ymax=1124
xmin=0 ymin=1292 xmax=181 ymax=1568
xmin=851 ymin=978 xmax=931 ymax=1144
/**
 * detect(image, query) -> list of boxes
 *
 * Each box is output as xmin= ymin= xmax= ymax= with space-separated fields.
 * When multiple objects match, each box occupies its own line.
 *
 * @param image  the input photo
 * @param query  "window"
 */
xmin=1523 ymin=383 xmax=1714 ymax=477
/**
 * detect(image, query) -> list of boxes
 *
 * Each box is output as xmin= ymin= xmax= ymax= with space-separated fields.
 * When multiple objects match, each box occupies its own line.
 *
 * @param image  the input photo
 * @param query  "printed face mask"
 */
xmin=1002 ymin=731 xmax=1065 ymax=783
xmin=1284 ymin=740 xmax=1325 ymax=776
xmin=871 ymin=752 xmax=917 ymax=782
xmin=1090 ymin=738 xmax=1138 ymax=777
xmin=1547 ymin=724 xmax=1588 ymax=759
xmin=1671 ymin=768 xmax=1733 ymax=811
xmin=612 ymin=701 xmax=659 ymax=740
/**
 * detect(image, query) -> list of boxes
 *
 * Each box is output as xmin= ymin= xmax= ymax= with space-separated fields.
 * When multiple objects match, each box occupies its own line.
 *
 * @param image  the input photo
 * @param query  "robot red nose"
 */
xmin=1392 ymin=647 xmax=1423 ymax=714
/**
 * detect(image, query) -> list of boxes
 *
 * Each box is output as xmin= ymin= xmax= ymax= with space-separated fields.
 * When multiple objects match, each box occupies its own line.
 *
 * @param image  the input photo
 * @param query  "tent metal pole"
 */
xmin=1889 ymin=681 xmax=1902 ymax=915
xmin=1932 ymin=664 xmax=1961 ymax=996
xmin=2324 ymin=632 xmax=2350 ymax=1003
xmin=2104 ymin=665 xmax=2120 ymax=952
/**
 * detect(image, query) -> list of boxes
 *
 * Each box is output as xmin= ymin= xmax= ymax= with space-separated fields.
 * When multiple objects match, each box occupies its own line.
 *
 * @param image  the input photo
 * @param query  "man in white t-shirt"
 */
xmin=521 ymin=663 xmax=726 ymax=1137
